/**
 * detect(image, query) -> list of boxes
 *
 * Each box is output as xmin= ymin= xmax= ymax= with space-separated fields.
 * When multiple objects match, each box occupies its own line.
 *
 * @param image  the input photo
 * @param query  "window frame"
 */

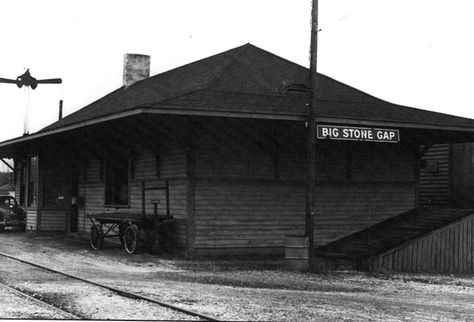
xmin=27 ymin=156 xmax=38 ymax=208
xmin=103 ymin=156 xmax=131 ymax=208
xmin=17 ymin=157 xmax=38 ymax=208
xmin=18 ymin=160 xmax=27 ymax=207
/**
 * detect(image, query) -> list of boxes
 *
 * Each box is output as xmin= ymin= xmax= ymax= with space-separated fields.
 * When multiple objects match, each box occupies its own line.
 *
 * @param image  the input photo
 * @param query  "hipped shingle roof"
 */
xmin=39 ymin=43 xmax=474 ymax=133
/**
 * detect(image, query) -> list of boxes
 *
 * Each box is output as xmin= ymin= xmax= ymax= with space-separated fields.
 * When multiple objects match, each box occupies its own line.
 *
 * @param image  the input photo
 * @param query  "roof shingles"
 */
xmin=26 ymin=43 xmax=474 ymax=133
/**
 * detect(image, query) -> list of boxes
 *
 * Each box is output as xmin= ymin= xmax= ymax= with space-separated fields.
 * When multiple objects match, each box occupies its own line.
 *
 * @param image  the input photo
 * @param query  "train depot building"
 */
xmin=1 ymin=44 xmax=474 ymax=272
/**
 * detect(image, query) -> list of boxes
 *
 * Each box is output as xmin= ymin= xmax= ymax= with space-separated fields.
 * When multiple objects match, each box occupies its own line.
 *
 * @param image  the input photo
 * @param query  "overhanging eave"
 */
xmin=1 ymin=107 xmax=474 ymax=156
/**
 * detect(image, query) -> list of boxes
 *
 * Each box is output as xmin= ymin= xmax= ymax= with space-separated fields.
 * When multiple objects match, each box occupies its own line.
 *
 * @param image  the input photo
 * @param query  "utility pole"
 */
xmin=306 ymin=0 xmax=319 ymax=269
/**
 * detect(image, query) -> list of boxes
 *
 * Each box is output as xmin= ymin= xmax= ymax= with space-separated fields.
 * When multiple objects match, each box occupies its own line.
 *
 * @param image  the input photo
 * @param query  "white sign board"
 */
xmin=317 ymin=125 xmax=399 ymax=143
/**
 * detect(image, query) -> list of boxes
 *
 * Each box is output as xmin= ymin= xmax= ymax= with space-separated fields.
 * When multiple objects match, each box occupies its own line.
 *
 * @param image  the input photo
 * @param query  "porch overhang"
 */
xmin=1 ymin=107 xmax=474 ymax=158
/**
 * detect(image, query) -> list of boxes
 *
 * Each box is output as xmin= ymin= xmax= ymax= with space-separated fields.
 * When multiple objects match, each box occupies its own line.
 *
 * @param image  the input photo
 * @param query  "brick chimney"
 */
xmin=123 ymin=53 xmax=150 ymax=87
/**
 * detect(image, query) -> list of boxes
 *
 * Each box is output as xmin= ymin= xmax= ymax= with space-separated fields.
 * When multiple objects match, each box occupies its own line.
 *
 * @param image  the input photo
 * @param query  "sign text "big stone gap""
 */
xmin=316 ymin=125 xmax=399 ymax=143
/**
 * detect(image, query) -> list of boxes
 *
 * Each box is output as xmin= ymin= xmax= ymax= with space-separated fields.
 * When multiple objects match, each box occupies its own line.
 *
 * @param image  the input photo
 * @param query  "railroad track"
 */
xmin=0 ymin=282 xmax=81 ymax=319
xmin=0 ymin=252 xmax=219 ymax=321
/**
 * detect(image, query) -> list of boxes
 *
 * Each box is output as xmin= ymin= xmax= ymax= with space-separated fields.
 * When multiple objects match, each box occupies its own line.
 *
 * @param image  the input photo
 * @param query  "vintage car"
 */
xmin=0 ymin=196 xmax=26 ymax=232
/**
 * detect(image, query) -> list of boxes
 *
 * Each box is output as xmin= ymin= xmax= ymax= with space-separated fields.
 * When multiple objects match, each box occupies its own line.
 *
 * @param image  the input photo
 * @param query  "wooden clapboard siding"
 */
xmin=196 ymin=148 xmax=274 ymax=180
xmin=194 ymin=181 xmax=305 ymax=250
xmin=419 ymin=144 xmax=451 ymax=206
xmin=315 ymin=207 xmax=473 ymax=264
xmin=193 ymin=126 xmax=417 ymax=253
xmin=80 ymin=155 xmax=103 ymax=216
xmin=315 ymin=183 xmax=416 ymax=246
xmin=40 ymin=210 xmax=67 ymax=231
xmin=81 ymin=180 xmax=104 ymax=230
xmin=76 ymin=202 xmax=88 ymax=233
xmin=368 ymin=213 xmax=474 ymax=273
xmin=196 ymin=136 xmax=416 ymax=184
xmin=25 ymin=209 xmax=37 ymax=231
xmin=134 ymin=148 xmax=186 ymax=179
xmin=77 ymin=147 xmax=188 ymax=247
xmin=194 ymin=181 xmax=415 ymax=252
xmin=129 ymin=178 xmax=187 ymax=247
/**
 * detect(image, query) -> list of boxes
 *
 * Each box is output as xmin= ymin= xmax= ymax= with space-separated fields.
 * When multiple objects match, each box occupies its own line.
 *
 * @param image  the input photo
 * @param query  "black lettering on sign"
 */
xmin=316 ymin=125 xmax=399 ymax=143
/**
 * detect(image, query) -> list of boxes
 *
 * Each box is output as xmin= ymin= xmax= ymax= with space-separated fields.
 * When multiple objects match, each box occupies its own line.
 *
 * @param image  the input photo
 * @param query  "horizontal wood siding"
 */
xmin=193 ymin=125 xmax=417 ymax=253
xmin=315 ymin=183 xmax=416 ymax=246
xmin=196 ymin=149 xmax=274 ymax=181
xmin=25 ymin=209 xmax=37 ymax=231
xmin=134 ymin=149 xmax=186 ymax=179
xmin=419 ymin=144 xmax=451 ymax=206
xmin=129 ymin=179 xmax=187 ymax=247
xmin=81 ymin=158 xmax=104 ymax=234
xmin=78 ymin=148 xmax=188 ymax=248
xmin=40 ymin=210 xmax=67 ymax=231
xmin=368 ymin=213 xmax=474 ymax=273
xmin=194 ymin=181 xmax=415 ymax=252
xmin=194 ymin=181 xmax=305 ymax=249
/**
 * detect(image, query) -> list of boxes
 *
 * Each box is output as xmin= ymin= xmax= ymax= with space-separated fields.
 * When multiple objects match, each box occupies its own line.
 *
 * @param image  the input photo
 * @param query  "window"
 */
xmin=18 ymin=157 xmax=37 ymax=207
xmin=105 ymin=157 xmax=129 ymax=206
xmin=18 ymin=161 xmax=27 ymax=206
xmin=27 ymin=156 xmax=38 ymax=207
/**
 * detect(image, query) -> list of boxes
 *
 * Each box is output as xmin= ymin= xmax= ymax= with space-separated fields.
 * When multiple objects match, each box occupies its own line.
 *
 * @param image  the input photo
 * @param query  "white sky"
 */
xmin=0 ymin=0 xmax=474 ymax=145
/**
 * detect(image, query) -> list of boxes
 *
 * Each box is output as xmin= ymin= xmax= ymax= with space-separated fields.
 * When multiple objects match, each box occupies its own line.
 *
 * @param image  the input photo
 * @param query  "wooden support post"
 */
xmin=306 ymin=0 xmax=319 ymax=268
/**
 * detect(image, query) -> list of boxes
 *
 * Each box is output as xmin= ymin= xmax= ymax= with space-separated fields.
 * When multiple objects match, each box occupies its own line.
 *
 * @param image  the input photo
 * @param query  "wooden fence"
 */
xmin=367 ymin=213 xmax=474 ymax=273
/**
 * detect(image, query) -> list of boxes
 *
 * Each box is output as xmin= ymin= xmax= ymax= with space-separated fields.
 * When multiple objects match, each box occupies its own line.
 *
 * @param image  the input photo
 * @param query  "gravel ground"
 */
xmin=0 ymin=256 xmax=200 ymax=320
xmin=0 ymin=283 xmax=71 ymax=319
xmin=0 ymin=232 xmax=474 ymax=321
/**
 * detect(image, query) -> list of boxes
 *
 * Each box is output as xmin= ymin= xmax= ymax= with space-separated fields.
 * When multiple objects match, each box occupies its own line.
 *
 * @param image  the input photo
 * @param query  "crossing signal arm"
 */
xmin=0 ymin=69 xmax=62 ymax=90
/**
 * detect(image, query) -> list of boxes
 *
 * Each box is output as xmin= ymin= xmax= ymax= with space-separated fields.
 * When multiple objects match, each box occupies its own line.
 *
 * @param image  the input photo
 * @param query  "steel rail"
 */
xmin=0 ymin=252 xmax=220 ymax=321
xmin=0 ymin=280 xmax=82 ymax=319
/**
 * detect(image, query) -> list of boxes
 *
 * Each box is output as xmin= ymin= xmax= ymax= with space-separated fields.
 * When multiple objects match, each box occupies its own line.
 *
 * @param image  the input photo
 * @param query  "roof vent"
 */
xmin=283 ymin=83 xmax=308 ymax=93
xmin=123 ymin=54 xmax=150 ymax=87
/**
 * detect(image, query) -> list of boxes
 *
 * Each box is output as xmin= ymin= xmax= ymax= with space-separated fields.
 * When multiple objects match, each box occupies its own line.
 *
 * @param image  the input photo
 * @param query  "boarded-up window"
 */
xmin=105 ymin=157 xmax=129 ymax=206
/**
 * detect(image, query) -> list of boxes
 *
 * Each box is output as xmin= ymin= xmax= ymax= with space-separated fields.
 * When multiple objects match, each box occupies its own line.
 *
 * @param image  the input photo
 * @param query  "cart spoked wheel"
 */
xmin=90 ymin=224 xmax=104 ymax=250
xmin=123 ymin=224 xmax=139 ymax=254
